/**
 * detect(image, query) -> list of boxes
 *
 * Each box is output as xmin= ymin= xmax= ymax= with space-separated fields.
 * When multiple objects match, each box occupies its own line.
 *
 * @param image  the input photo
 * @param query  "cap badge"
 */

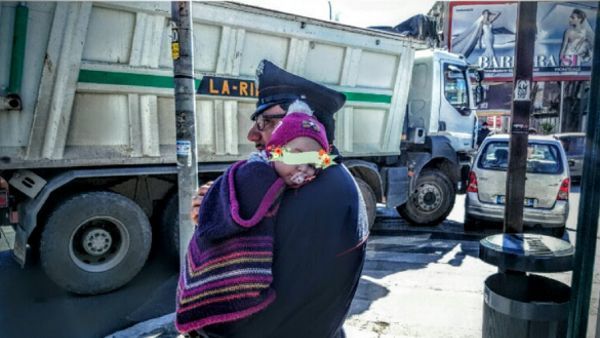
xmin=302 ymin=120 xmax=320 ymax=132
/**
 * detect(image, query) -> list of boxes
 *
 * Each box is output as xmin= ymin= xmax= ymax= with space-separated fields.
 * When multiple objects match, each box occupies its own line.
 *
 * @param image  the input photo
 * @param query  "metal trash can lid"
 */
xmin=479 ymin=233 xmax=574 ymax=272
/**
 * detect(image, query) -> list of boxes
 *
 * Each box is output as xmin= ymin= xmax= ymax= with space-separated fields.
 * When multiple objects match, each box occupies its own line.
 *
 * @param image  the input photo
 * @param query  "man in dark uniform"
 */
xmin=190 ymin=60 xmax=368 ymax=338
xmin=476 ymin=121 xmax=491 ymax=147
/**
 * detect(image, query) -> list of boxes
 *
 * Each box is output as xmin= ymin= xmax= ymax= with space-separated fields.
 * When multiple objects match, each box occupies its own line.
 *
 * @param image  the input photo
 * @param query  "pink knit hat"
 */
xmin=267 ymin=112 xmax=329 ymax=151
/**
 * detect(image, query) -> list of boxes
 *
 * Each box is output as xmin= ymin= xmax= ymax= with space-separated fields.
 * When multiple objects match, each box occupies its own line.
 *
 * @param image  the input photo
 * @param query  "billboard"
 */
xmin=449 ymin=1 xmax=597 ymax=80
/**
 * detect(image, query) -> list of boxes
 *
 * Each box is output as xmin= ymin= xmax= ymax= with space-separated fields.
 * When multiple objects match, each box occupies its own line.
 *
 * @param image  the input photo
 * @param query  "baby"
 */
xmin=176 ymin=100 xmax=335 ymax=334
xmin=263 ymin=100 xmax=333 ymax=185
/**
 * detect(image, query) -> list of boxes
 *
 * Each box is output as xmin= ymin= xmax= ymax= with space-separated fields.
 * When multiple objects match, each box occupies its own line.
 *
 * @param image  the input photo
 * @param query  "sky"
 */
xmin=234 ymin=0 xmax=438 ymax=28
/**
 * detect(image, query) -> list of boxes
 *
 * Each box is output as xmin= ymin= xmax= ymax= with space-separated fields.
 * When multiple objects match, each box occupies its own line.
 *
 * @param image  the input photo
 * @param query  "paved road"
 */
xmin=345 ymin=183 xmax=600 ymax=338
xmin=1 ymin=213 xmax=490 ymax=338
xmin=345 ymin=233 xmax=496 ymax=337
xmin=2 ymin=184 xmax=598 ymax=338
xmin=0 ymin=248 xmax=179 ymax=338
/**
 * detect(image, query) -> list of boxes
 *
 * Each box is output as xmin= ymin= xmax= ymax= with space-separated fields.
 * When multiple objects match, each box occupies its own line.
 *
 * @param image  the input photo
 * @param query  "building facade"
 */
xmin=433 ymin=1 xmax=596 ymax=134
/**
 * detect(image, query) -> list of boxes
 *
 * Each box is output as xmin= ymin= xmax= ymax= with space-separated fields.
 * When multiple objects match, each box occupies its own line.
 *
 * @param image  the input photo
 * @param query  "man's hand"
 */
xmin=191 ymin=181 xmax=213 ymax=224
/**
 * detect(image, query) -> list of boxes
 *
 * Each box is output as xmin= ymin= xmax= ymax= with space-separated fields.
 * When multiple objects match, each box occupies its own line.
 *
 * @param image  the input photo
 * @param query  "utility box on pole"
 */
xmin=171 ymin=1 xmax=198 ymax=263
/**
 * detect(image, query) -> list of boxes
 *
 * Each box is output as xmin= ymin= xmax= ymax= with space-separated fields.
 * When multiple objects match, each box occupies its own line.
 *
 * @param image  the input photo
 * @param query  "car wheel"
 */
xmin=398 ymin=170 xmax=455 ymax=226
xmin=40 ymin=191 xmax=152 ymax=295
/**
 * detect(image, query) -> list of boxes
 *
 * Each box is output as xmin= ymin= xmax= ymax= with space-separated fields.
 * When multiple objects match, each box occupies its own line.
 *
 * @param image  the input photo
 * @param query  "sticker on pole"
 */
xmin=171 ymin=24 xmax=180 ymax=60
xmin=514 ymin=80 xmax=531 ymax=101
xmin=177 ymin=140 xmax=191 ymax=157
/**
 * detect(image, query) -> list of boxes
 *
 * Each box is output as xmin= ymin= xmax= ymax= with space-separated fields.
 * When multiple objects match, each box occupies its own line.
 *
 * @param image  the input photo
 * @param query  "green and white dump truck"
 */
xmin=0 ymin=2 xmax=480 ymax=294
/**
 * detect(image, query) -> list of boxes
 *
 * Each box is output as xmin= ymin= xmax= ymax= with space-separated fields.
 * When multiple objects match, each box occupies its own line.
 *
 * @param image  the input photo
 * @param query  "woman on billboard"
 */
xmin=560 ymin=8 xmax=595 ymax=66
xmin=452 ymin=9 xmax=501 ymax=59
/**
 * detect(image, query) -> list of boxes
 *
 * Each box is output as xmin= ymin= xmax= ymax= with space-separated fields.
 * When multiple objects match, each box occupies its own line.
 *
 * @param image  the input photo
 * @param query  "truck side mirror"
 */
xmin=475 ymin=85 xmax=484 ymax=105
xmin=475 ymin=70 xmax=484 ymax=82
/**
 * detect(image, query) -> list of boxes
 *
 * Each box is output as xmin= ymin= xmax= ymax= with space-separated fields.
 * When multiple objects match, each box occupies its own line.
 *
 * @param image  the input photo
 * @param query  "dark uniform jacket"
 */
xmin=205 ymin=164 xmax=367 ymax=338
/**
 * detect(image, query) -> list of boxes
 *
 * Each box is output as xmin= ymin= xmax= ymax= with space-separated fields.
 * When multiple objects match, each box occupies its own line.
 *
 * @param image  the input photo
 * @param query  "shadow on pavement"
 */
xmin=349 ymin=213 xmax=485 ymax=317
xmin=0 ymin=246 xmax=178 ymax=338
xmin=351 ymin=204 xmax=572 ymax=318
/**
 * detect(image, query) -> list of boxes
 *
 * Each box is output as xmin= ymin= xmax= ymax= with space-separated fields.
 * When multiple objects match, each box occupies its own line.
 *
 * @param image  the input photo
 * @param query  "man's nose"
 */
xmin=247 ymin=125 xmax=261 ymax=143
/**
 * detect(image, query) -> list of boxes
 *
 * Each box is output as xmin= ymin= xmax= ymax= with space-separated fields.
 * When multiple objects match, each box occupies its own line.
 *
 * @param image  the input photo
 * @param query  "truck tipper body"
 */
xmin=0 ymin=1 xmax=479 ymax=294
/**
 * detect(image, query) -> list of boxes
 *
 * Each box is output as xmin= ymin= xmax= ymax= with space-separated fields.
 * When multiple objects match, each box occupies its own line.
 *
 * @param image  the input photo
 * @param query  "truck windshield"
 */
xmin=443 ymin=64 xmax=469 ymax=113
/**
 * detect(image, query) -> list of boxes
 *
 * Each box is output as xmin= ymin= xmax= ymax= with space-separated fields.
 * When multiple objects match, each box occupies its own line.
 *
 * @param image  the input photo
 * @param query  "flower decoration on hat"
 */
xmin=318 ymin=149 xmax=333 ymax=168
xmin=267 ymin=146 xmax=336 ymax=169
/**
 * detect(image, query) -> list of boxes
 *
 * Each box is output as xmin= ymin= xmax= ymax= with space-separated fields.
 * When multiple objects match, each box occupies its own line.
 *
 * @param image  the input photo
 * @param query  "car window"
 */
xmin=560 ymin=136 xmax=585 ymax=156
xmin=479 ymin=143 xmax=509 ymax=170
xmin=478 ymin=141 xmax=563 ymax=174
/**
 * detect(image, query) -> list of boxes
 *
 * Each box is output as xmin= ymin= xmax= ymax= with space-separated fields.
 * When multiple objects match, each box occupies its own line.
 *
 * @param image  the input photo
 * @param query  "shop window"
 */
xmin=478 ymin=82 xmax=512 ymax=110
xmin=532 ymin=82 xmax=561 ymax=117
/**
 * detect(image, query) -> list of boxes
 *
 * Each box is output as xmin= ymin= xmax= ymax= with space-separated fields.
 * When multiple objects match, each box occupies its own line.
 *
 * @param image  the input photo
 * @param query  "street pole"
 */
xmin=503 ymin=2 xmax=536 ymax=234
xmin=171 ymin=1 xmax=198 ymax=264
xmin=567 ymin=5 xmax=600 ymax=336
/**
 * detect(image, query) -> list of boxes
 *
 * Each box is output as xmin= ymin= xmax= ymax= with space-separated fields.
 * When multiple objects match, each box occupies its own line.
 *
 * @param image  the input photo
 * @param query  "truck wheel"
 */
xmin=355 ymin=177 xmax=377 ymax=230
xmin=159 ymin=193 xmax=180 ymax=262
xmin=40 ymin=191 xmax=152 ymax=295
xmin=397 ymin=170 xmax=455 ymax=226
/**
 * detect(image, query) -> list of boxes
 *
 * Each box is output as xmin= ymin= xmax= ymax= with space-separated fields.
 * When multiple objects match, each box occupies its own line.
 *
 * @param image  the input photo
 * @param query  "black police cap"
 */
xmin=252 ymin=60 xmax=346 ymax=121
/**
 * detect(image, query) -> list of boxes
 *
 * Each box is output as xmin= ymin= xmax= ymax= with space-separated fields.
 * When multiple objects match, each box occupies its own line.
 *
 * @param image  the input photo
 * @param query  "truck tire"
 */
xmin=159 ymin=193 xmax=180 ymax=262
xmin=397 ymin=170 xmax=455 ymax=226
xmin=40 ymin=191 xmax=152 ymax=295
xmin=355 ymin=177 xmax=377 ymax=230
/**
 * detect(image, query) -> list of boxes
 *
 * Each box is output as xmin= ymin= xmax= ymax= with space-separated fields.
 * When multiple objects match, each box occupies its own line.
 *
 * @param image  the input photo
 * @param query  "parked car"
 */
xmin=553 ymin=132 xmax=585 ymax=182
xmin=465 ymin=134 xmax=570 ymax=237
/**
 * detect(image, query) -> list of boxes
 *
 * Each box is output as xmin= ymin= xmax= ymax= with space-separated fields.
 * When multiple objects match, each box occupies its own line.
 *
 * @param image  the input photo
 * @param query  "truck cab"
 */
xmin=391 ymin=50 xmax=479 ymax=226
xmin=406 ymin=50 xmax=477 ymax=152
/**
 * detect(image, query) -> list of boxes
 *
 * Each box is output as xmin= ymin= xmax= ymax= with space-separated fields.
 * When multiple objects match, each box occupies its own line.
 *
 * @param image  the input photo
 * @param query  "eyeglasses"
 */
xmin=253 ymin=113 xmax=286 ymax=131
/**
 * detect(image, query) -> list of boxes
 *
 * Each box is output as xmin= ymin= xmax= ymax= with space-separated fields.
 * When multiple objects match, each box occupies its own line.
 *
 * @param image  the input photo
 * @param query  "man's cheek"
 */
xmin=264 ymin=124 xmax=280 ymax=140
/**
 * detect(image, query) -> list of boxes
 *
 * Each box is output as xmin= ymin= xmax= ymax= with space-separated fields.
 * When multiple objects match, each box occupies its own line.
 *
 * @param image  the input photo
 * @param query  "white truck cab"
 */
xmin=407 ymin=50 xmax=477 ymax=152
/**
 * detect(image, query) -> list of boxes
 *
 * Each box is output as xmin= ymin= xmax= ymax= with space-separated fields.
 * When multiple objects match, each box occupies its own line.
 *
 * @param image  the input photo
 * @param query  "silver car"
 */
xmin=465 ymin=134 xmax=570 ymax=237
xmin=553 ymin=132 xmax=585 ymax=182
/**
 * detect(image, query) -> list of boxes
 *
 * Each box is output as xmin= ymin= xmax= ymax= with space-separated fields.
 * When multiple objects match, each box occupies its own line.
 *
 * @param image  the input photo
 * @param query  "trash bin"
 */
xmin=483 ymin=272 xmax=570 ymax=337
xmin=479 ymin=233 xmax=574 ymax=338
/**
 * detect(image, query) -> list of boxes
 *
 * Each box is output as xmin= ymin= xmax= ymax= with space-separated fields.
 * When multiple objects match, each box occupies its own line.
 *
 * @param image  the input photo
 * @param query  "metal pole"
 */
xmin=559 ymin=81 xmax=564 ymax=133
xmin=171 ymin=1 xmax=198 ymax=264
xmin=567 ymin=4 xmax=600 ymax=336
xmin=503 ymin=2 xmax=537 ymax=234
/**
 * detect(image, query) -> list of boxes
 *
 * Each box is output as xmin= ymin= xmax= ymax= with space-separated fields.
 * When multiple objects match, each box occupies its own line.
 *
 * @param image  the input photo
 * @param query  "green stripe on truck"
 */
xmin=78 ymin=69 xmax=391 ymax=104
xmin=343 ymin=92 xmax=391 ymax=104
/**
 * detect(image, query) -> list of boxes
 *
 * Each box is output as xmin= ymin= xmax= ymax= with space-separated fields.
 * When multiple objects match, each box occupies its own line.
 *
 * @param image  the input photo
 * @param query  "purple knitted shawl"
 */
xmin=176 ymin=160 xmax=285 ymax=333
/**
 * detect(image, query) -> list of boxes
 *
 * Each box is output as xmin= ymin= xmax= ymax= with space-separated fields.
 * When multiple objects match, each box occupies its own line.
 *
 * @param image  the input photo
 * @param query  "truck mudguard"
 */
xmin=381 ymin=166 xmax=409 ymax=208
xmin=407 ymin=136 xmax=460 ymax=191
